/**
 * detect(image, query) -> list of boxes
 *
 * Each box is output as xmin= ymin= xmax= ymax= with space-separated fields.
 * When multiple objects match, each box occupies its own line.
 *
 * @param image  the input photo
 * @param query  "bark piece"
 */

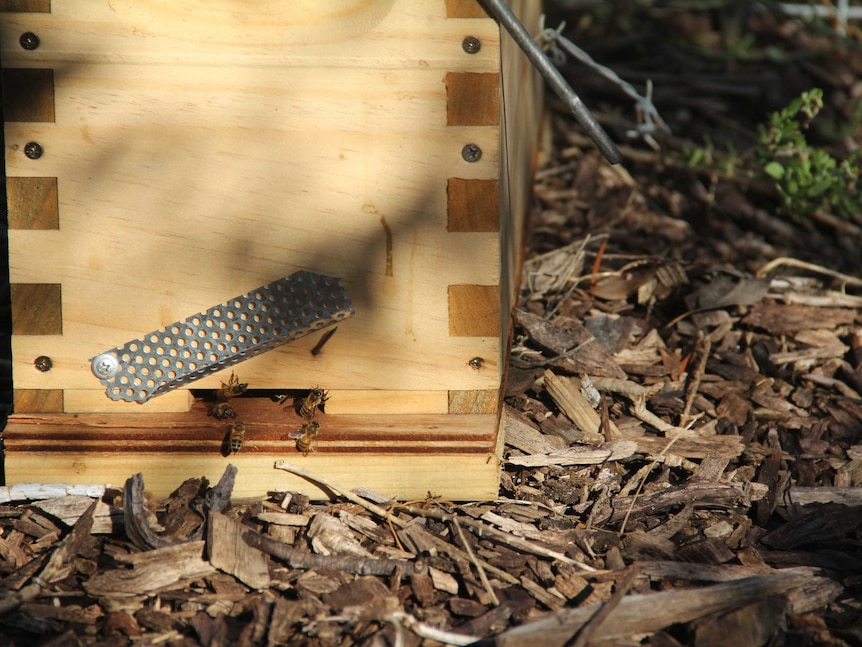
xmin=207 ymin=512 xmax=271 ymax=590
xmin=493 ymin=571 xmax=824 ymax=646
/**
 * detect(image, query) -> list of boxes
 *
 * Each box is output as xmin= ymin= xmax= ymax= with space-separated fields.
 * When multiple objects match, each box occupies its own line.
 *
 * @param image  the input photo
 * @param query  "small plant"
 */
xmin=756 ymin=88 xmax=861 ymax=221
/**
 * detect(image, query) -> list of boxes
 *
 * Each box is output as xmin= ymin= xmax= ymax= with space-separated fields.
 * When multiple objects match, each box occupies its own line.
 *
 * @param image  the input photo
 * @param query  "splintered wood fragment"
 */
xmin=741 ymin=303 xmax=857 ymax=335
xmin=690 ymin=455 xmax=731 ymax=482
xmin=274 ymin=461 xmax=401 ymax=528
xmin=31 ymin=495 xmax=123 ymax=534
xmin=204 ymin=464 xmax=237 ymax=514
xmin=123 ymin=473 xmax=176 ymax=551
xmin=787 ymin=486 xmax=862 ymax=506
xmin=633 ymin=435 xmax=744 ymax=459
xmin=0 ymin=500 xmax=98 ymax=616
xmin=507 ymin=440 xmax=637 ymax=467
xmin=693 ymin=596 xmax=789 ymax=647
xmin=503 ymin=407 xmax=567 ymax=454
xmin=493 ymin=570 xmax=821 ymax=646
xmin=589 ymin=377 xmax=664 ymax=399
xmin=308 ymin=512 xmax=373 ymax=558
xmin=255 ymin=512 xmax=310 ymax=526
xmin=544 ymin=370 xmax=621 ymax=441
xmin=760 ymin=503 xmax=862 ymax=549
xmin=207 ymin=512 xmax=271 ymax=589
xmin=0 ymin=483 xmax=108 ymax=504
xmin=638 ymin=561 xmax=775 ymax=582
xmin=429 ymin=567 xmax=460 ymax=595
xmin=520 ymin=575 xmax=566 ymax=610
xmin=571 ymin=565 xmax=640 ymax=647
xmin=243 ymin=529 xmax=412 ymax=576
xmin=397 ymin=504 xmax=598 ymax=573
xmin=514 ymin=310 xmax=626 ymax=378
xmin=84 ymin=541 xmax=214 ymax=598
xmin=595 ymin=482 xmax=767 ymax=526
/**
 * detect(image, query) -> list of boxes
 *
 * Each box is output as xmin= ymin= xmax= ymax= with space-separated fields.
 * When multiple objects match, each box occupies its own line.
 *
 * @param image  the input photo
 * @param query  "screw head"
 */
xmin=24 ymin=141 xmax=43 ymax=159
xmin=19 ymin=32 xmax=40 ymax=50
xmin=461 ymin=143 xmax=482 ymax=163
xmin=34 ymin=356 xmax=53 ymax=372
xmin=91 ymin=353 xmax=120 ymax=379
xmin=462 ymin=36 xmax=481 ymax=54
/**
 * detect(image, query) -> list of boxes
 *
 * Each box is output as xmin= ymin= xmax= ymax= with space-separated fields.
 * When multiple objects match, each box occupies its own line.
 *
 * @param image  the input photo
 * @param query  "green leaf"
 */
xmin=764 ymin=161 xmax=785 ymax=179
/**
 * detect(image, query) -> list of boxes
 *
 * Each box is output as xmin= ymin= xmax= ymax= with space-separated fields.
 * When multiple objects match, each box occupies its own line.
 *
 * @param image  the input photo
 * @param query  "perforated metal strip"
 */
xmin=90 ymin=271 xmax=353 ymax=403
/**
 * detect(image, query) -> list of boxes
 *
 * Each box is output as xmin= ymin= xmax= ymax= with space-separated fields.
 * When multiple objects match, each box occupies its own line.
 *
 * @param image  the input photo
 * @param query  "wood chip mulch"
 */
xmin=2 ymin=5 xmax=862 ymax=646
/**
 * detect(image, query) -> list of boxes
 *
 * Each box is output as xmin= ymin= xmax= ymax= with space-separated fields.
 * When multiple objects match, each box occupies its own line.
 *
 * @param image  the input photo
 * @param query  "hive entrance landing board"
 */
xmin=1 ymin=0 xmax=543 ymax=499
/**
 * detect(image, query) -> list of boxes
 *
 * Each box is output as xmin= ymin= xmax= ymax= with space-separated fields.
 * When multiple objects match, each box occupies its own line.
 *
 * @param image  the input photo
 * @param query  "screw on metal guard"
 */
xmin=479 ymin=0 xmax=622 ymax=165
xmin=90 ymin=270 xmax=354 ymax=403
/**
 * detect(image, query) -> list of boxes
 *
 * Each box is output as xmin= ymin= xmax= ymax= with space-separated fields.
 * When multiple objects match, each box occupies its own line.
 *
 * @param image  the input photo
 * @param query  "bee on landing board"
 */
xmin=289 ymin=421 xmax=320 ymax=455
xmin=299 ymin=387 xmax=328 ymax=420
xmin=210 ymin=402 xmax=236 ymax=420
xmin=217 ymin=372 xmax=248 ymax=401
xmin=227 ymin=422 xmax=246 ymax=454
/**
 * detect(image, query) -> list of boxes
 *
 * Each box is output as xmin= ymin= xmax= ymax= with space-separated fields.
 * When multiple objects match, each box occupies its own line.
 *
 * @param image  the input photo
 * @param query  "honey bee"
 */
xmin=210 ymin=402 xmax=236 ymax=420
xmin=468 ymin=357 xmax=485 ymax=370
xmin=217 ymin=371 xmax=248 ymax=401
xmin=227 ymin=422 xmax=246 ymax=454
xmin=298 ymin=387 xmax=328 ymax=420
xmin=289 ymin=421 xmax=320 ymax=455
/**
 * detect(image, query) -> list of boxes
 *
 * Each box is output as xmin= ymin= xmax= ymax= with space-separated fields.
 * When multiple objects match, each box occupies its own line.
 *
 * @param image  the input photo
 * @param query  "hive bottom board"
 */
xmin=2 ymin=400 xmax=503 ymax=500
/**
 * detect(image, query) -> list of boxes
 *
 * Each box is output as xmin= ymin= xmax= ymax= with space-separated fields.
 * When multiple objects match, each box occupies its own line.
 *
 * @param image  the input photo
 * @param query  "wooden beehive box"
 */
xmin=0 ymin=0 xmax=542 ymax=499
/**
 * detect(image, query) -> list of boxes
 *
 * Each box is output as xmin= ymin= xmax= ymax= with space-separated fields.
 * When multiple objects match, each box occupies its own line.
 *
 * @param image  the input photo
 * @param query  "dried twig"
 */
xmin=398 ymin=504 xmax=599 ymax=573
xmin=619 ymin=399 xmax=694 ymax=535
xmin=680 ymin=338 xmax=711 ymax=427
xmin=274 ymin=461 xmax=406 ymax=528
xmin=756 ymin=256 xmax=862 ymax=286
xmin=452 ymin=518 xmax=500 ymax=606
xmin=385 ymin=610 xmax=478 ymax=646
xmin=242 ymin=530 xmax=413 ymax=576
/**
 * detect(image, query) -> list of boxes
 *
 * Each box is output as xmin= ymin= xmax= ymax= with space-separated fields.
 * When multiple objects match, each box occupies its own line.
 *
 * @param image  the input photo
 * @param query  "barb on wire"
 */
xmin=537 ymin=16 xmax=671 ymax=146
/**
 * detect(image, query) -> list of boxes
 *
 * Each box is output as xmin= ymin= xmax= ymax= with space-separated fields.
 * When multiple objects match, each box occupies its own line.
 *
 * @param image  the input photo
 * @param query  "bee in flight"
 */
xmin=289 ymin=421 xmax=320 ymax=455
xmin=299 ymin=387 xmax=328 ymax=420
xmin=227 ymin=421 xmax=246 ymax=454
xmin=210 ymin=402 xmax=236 ymax=420
xmin=217 ymin=371 xmax=248 ymax=401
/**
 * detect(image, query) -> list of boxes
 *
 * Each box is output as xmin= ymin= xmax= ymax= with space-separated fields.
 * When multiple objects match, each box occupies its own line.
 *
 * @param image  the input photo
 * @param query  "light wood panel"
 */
xmin=6 ymin=176 xmax=58 ymax=229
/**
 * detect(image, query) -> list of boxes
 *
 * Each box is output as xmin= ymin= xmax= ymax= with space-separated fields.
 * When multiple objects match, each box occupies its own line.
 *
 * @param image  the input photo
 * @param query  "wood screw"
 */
xmin=24 ymin=142 xmax=43 ymax=159
xmin=91 ymin=353 xmax=120 ymax=379
xmin=19 ymin=32 xmax=39 ymax=50
xmin=462 ymin=36 xmax=481 ymax=54
xmin=462 ymin=143 xmax=482 ymax=163
xmin=34 ymin=356 xmax=52 ymax=372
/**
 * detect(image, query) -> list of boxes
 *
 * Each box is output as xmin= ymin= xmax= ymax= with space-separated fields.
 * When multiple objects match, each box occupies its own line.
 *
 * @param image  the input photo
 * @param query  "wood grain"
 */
xmin=448 ymin=177 xmax=499 ymax=232
xmin=4 ymin=404 xmax=501 ymax=499
xmin=445 ymin=0 xmax=489 ymax=18
xmin=2 ymin=68 xmax=54 ymax=122
xmin=0 ymin=0 xmax=50 ymax=12
xmin=13 ymin=388 xmax=62 ymax=413
xmin=6 ymin=176 xmax=58 ymax=229
xmin=10 ymin=282 xmax=61 ymax=334
xmin=448 ymin=389 xmax=498 ymax=414
xmin=448 ymin=284 xmax=500 ymax=337
xmin=1 ymin=0 xmax=540 ymax=425
xmin=446 ymin=72 xmax=500 ymax=126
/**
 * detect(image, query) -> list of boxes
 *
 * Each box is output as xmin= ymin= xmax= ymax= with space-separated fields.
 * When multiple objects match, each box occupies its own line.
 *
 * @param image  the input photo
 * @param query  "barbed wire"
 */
xmin=536 ymin=16 xmax=671 ymax=145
